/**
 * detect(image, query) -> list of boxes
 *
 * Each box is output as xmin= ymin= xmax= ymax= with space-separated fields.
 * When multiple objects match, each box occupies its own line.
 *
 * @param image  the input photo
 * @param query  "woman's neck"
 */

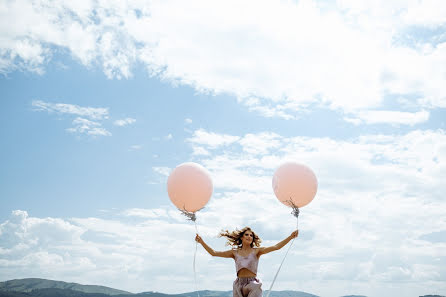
xmin=240 ymin=244 xmax=251 ymax=251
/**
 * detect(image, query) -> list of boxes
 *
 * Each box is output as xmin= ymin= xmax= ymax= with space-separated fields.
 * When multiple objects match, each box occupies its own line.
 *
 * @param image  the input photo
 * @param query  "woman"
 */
xmin=195 ymin=227 xmax=298 ymax=297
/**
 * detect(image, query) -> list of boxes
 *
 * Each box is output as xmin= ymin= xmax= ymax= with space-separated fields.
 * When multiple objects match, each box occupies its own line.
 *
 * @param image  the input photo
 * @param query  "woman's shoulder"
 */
xmin=253 ymin=247 xmax=263 ymax=255
xmin=253 ymin=247 xmax=266 ymax=257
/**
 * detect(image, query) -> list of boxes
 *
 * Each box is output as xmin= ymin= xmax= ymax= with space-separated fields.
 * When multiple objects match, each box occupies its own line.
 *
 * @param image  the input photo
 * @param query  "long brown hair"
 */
xmin=219 ymin=226 xmax=262 ymax=248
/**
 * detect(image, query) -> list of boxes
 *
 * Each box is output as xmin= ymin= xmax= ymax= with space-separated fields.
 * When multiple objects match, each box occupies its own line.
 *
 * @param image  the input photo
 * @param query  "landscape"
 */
xmin=1 ymin=1 xmax=446 ymax=297
xmin=0 ymin=279 xmax=443 ymax=297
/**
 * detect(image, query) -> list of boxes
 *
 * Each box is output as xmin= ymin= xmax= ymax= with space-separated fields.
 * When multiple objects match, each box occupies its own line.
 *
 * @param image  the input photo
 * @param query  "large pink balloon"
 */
xmin=272 ymin=162 xmax=318 ymax=208
xmin=167 ymin=162 xmax=213 ymax=212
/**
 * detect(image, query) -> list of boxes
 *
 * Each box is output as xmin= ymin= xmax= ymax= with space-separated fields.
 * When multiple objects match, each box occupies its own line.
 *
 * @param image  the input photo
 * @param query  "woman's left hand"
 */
xmin=290 ymin=230 xmax=299 ymax=238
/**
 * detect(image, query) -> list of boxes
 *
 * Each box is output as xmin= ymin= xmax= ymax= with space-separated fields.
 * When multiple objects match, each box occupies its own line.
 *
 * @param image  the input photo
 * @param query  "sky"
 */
xmin=1 ymin=1 xmax=446 ymax=297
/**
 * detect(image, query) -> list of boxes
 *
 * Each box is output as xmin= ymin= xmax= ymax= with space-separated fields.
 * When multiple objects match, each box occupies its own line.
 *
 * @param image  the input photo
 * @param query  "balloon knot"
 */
xmin=285 ymin=199 xmax=300 ymax=219
xmin=178 ymin=206 xmax=203 ymax=222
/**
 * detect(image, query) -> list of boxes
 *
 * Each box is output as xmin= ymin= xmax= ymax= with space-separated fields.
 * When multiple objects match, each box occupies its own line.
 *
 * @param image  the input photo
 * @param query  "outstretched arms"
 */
xmin=195 ymin=234 xmax=234 ymax=258
xmin=257 ymin=230 xmax=298 ymax=257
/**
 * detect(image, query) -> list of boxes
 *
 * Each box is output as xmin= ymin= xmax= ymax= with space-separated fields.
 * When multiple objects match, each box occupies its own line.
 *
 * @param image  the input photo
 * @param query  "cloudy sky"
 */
xmin=1 ymin=1 xmax=446 ymax=297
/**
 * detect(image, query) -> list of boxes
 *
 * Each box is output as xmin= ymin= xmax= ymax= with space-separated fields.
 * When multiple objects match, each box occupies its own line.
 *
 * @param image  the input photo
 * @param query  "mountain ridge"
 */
xmin=0 ymin=278 xmax=131 ymax=296
xmin=0 ymin=279 xmax=317 ymax=297
xmin=1 ymin=278 xmax=444 ymax=297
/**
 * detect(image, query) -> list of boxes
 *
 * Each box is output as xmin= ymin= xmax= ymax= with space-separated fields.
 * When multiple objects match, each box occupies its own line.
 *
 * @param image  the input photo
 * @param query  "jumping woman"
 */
xmin=195 ymin=227 xmax=298 ymax=297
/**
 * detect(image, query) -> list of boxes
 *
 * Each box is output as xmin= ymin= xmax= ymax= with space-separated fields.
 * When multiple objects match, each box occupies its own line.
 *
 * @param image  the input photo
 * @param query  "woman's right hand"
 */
xmin=195 ymin=234 xmax=203 ymax=244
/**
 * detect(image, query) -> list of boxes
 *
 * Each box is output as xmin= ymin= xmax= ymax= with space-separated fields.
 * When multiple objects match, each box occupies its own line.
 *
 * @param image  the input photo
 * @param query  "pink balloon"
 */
xmin=167 ymin=162 xmax=213 ymax=212
xmin=272 ymin=162 xmax=318 ymax=208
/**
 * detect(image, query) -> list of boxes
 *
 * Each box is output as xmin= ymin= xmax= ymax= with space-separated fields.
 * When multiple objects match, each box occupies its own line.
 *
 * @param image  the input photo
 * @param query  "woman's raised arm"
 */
xmin=195 ymin=234 xmax=234 ymax=258
xmin=257 ymin=230 xmax=298 ymax=257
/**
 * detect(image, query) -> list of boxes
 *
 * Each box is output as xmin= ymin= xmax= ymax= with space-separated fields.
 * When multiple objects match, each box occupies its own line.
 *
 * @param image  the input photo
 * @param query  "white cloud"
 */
xmin=114 ymin=118 xmax=136 ymax=126
xmin=382 ymin=44 xmax=446 ymax=109
xmin=4 ymin=1 xmax=445 ymax=119
xmin=403 ymin=0 xmax=446 ymax=26
xmin=122 ymin=208 xmax=168 ymax=219
xmin=152 ymin=166 xmax=171 ymax=177
xmin=0 ymin=209 xmax=200 ymax=292
xmin=32 ymin=100 xmax=109 ymax=120
xmin=239 ymin=132 xmax=282 ymax=155
xmin=129 ymin=144 xmax=142 ymax=151
xmin=32 ymin=100 xmax=112 ymax=136
xmin=345 ymin=109 xmax=430 ymax=126
xmin=187 ymin=129 xmax=240 ymax=149
xmin=191 ymin=146 xmax=210 ymax=156
xmin=67 ymin=117 xmax=111 ymax=136
xmin=187 ymin=128 xmax=446 ymax=297
xmin=1 ymin=125 xmax=446 ymax=296
xmin=184 ymin=118 xmax=193 ymax=124
xmin=2 ymin=39 xmax=47 ymax=74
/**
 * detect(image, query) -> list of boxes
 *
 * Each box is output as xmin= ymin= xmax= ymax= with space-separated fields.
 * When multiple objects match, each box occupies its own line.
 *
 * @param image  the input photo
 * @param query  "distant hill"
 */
xmin=0 ymin=288 xmax=125 ymax=297
xmin=263 ymin=290 xmax=319 ymax=297
xmin=173 ymin=291 xmax=317 ymax=297
xmin=0 ymin=279 xmax=319 ymax=297
xmin=0 ymin=279 xmax=131 ymax=296
xmin=170 ymin=290 xmax=231 ymax=297
xmin=3 ymin=278 xmax=441 ymax=297
xmin=0 ymin=288 xmax=319 ymax=297
xmin=0 ymin=288 xmax=113 ymax=297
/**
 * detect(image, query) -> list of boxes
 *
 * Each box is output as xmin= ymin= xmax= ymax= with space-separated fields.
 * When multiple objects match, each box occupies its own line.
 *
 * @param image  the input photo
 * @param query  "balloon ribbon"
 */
xmin=193 ymin=220 xmax=200 ymax=297
xmin=264 ymin=200 xmax=299 ymax=297
xmin=178 ymin=206 xmax=202 ymax=297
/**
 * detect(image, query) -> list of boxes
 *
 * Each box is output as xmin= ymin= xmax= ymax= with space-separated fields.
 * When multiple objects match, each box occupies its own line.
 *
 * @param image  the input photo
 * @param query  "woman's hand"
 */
xmin=290 ymin=230 xmax=299 ymax=239
xmin=195 ymin=234 xmax=203 ymax=244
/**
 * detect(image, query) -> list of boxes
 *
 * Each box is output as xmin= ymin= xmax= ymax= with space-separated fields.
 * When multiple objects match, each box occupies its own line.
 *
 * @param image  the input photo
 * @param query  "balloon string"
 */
xmin=193 ymin=221 xmax=200 ymax=297
xmin=264 ymin=211 xmax=299 ymax=297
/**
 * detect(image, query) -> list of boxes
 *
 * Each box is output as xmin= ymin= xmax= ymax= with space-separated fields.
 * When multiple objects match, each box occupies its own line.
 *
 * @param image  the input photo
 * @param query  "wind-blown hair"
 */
xmin=219 ymin=226 xmax=262 ymax=248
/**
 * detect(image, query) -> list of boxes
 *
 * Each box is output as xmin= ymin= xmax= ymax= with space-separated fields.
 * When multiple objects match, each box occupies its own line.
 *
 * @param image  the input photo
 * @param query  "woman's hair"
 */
xmin=219 ymin=226 xmax=262 ymax=248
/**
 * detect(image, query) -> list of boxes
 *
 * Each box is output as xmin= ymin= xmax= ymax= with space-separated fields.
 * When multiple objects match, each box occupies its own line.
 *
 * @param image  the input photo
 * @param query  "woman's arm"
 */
xmin=195 ymin=234 xmax=234 ymax=258
xmin=257 ymin=230 xmax=298 ymax=257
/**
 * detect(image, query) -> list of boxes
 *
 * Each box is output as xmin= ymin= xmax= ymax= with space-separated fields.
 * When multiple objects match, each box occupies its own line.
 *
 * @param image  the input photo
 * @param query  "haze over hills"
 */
xmin=0 ymin=279 xmax=444 ymax=297
xmin=0 ymin=279 xmax=318 ymax=297
xmin=0 ymin=279 xmax=321 ymax=297
xmin=0 ymin=279 xmax=131 ymax=296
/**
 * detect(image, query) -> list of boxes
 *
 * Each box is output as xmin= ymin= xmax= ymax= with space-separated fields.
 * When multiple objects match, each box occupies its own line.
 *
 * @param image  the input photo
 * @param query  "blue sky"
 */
xmin=1 ymin=1 xmax=446 ymax=297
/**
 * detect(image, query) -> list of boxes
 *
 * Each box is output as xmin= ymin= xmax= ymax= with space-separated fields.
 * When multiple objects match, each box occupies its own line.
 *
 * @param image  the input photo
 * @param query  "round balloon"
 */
xmin=167 ymin=162 xmax=213 ymax=212
xmin=272 ymin=162 xmax=317 ymax=208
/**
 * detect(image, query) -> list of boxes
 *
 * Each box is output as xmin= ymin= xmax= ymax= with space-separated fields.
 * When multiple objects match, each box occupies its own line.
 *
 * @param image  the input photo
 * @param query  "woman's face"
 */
xmin=242 ymin=230 xmax=254 ymax=246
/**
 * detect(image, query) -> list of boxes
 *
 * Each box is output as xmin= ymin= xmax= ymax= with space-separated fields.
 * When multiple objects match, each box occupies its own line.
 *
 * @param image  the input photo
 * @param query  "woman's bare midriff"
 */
xmin=237 ymin=268 xmax=256 ymax=278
